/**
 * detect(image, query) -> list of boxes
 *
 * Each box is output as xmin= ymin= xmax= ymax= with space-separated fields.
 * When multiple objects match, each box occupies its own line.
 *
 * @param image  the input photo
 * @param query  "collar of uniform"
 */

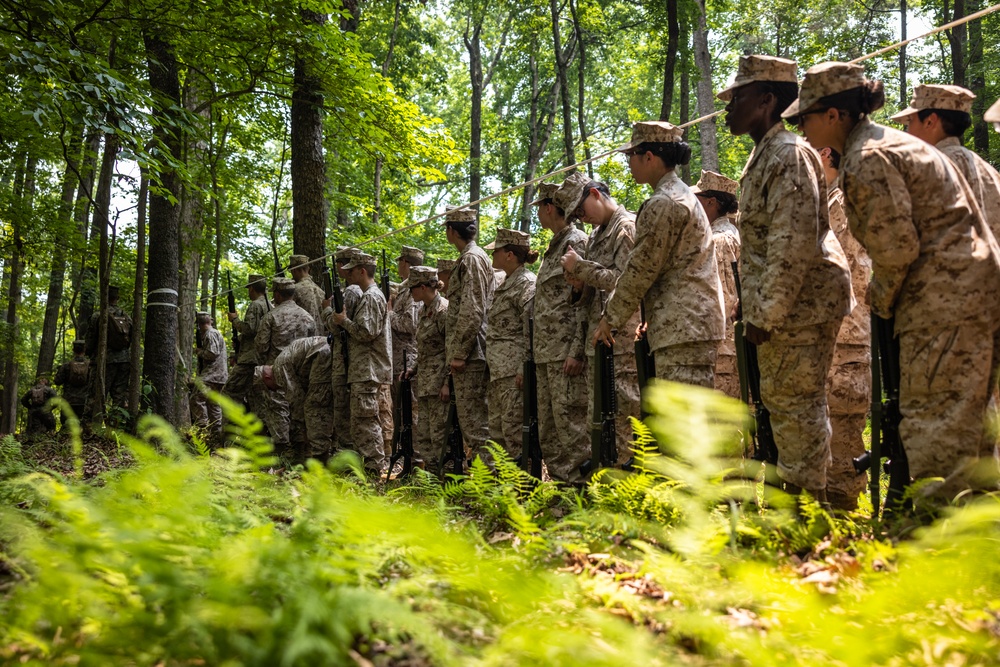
xmin=843 ymin=116 xmax=874 ymax=157
xmin=297 ymin=274 xmax=315 ymax=284
xmin=711 ymin=215 xmax=732 ymax=229
xmin=936 ymin=136 xmax=963 ymax=150
xmin=654 ymin=169 xmax=679 ymax=192
xmin=499 ymin=263 xmax=527 ymax=288
xmin=827 ymin=182 xmax=843 ymax=199
xmin=546 ymin=224 xmax=574 ymax=255
xmin=740 ymin=122 xmax=786 ymax=181
xmin=460 ymin=240 xmax=478 ymax=256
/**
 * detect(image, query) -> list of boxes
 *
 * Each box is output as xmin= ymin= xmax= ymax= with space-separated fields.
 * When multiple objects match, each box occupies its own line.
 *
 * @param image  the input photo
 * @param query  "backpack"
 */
xmin=107 ymin=312 xmax=132 ymax=351
xmin=30 ymin=387 xmax=47 ymax=407
xmin=68 ymin=359 xmax=89 ymax=387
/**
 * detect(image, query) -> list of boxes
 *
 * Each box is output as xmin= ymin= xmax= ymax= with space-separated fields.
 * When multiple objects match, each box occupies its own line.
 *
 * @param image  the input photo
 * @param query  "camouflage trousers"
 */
xmin=26 ymin=408 xmax=56 ymax=435
xmin=654 ymin=342 xmax=717 ymax=388
xmin=191 ymin=381 xmax=225 ymax=437
xmin=252 ymin=371 xmax=290 ymax=450
xmin=350 ymin=381 xmax=393 ymax=472
xmin=488 ymin=375 xmax=523 ymax=459
xmin=452 ymin=360 xmax=490 ymax=461
xmin=223 ymin=362 xmax=256 ymax=405
xmin=758 ymin=321 xmax=840 ymax=491
xmin=586 ymin=351 xmax=642 ymax=464
xmin=825 ymin=344 xmax=870 ymax=509
xmin=537 ymin=359 xmax=589 ymax=483
xmin=106 ymin=361 xmax=130 ymax=410
xmin=332 ymin=375 xmax=352 ymax=450
xmin=290 ymin=382 xmax=334 ymax=460
xmin=714 ymin=353 xmax=741 ymax=400
xmin=899 ymin=321 xmax=1000 ymax=499
xmin=415 ymin=394 xmax=448 ymax=465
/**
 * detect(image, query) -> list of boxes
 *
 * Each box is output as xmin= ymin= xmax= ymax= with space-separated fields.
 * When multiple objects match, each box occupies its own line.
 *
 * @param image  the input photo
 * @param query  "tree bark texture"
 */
xmin=693 ymin=0 xmax=719 ymax=172
xmin=550 ymin=0 xmax=577 ymax=165
xmin=90 ymin=129 xmax=119 ymax=425
xmin=659 ymin=0 xmax=679 ymax=121
xmin=129 ymin=170 xmax=147 ymax=427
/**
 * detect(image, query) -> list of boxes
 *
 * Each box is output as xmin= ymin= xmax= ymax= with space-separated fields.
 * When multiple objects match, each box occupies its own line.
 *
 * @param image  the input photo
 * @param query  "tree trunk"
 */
xmin=967 ymin=0 xmax=988 ymax=153
xmin=692 ymin=0 xmax=719 ymax=172
xmin=129 ymin=170 xmax=147 ymax=427
xmin=372 ymin=0 xmax=403 ymax=229
xmin=466 ymin=22 xmax=484 ymax=217
xmin=89 ymin=129 xmax=119 ymax=426
xmin=340 ymin=0 xmax=360 ymax=33
xmin=550 ymin=0 xmax=576 ymax=165
xmin=520 ymin=48 xmax=559 ymax=231
xmin=73 ymin=131 xmax=101 ymax=341
xmin=659 ymin=0 xmax=680 ymax=121
xmin=679 ymin=26 xmax=691 ymax=183
xmin=947 ymin=0 xmax=968 ymax=87
xmin=271 ymin=123 xmax=289 ymax=275
xmin=569 ymin=0 xmax=592 ymax=177
xmin=899 ymin=0 xmax=907 ymax=109
xmin=292 ymin=9 xmax=328 ymax=274
xmin=37 ymin=128 xmax=83 ymax=377
xmin=142 ymin=31 xmax=182 ymax=423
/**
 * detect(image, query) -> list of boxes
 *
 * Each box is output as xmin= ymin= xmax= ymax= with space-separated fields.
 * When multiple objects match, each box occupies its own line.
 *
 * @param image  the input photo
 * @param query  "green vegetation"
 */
xmin=2 ymin=384 xmax=998 ymax=666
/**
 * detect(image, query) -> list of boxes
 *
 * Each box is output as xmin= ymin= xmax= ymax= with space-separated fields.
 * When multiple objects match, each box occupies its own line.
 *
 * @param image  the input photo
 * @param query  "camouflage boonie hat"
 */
xmin=272 ymin=277 xmax=295 ymax=290
xmin=529 ymin=182 xmax=560 ymax=206
xmin=553 ymin=171 xmax=591 ymax=218
xmin=342 ymin=252 xmax=376 ymax=270
xmin=718 ymin=55 xmax=798 ymax=102
xmin=406 ymin=265 xmax=439 ymax=288
xmin=616 ymin=121 xmax=684 ymax=153
xmin=889 ymin=84 xmax=976 ymax=121
xmin=335 ymin=246 xmax=359 ymax=263
xmin=987 ymin=97 xmax=1000 ymax=128
xmin=396 ymin=245 xmax=425 ymax=264
xmin=437 ymin=258 xmax=458 ymax=272
xmin=288 ymin=254 xmax=310 ymax=268
xmin=690 ymin=170 xmax=738 ymax=196
xmin=442 ymin=205 xmax=477 ymax=224
xmin=488 ymin=228 xmax=530 ymax=252
xmin=782 ymin=61 xmax=869 ymax=119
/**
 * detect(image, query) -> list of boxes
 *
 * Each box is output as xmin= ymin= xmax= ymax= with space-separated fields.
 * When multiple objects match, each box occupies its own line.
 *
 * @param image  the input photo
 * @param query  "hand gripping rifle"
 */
xmin=731 ymin=261 xmax=778 ymax=465
xmin=439 ymin=374 xmax=465 ymax=477
xmin=852 ymin=315 xmax=910 ymax=516
xmin=195 ymin=324 xmax=205 ymax=374
xmin=380 ymin=249 xmax=391 ymax=302
xmin=226 ymin=270 xmax=240 ymax=358
xmin=634 ymin=301 xmax=655 ymax=419
xmin=521 ymin=318 xmax=542 ymax=478
xmin=329 ymin=266 xmax=349 ymax=371
xmin=586 ymin=339 xmax=618 ymax=474
xmin=389 ymin=349 xmax=414 ymax=477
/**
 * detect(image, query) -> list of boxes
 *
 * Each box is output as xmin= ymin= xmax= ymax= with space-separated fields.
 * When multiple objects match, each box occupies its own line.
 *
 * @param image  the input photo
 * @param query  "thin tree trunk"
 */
xmin=73 ymin=131 xmax=101 ymax=340
xmin=466 ymin=22 xmax=484 ymax=218
xmin=271 ymin=123 xmax=288 ymax=275
xmin=520 ymin=48 xmax=558 ymax=231
xmin=679 ymin=26 xmax=691 ymax=183
xmin=659 ymin=0 xmax=679 ymax=121
xmin=129 ymin=169 xmax=147 ymax=427
xmin=569 ymin=0 xmax=592 ymax=177
xmin=947 ymin=0 xmax=968 ymax=87
xmin=372 ymin=0 xmax=403 ymax=229
xmin=899 ymin=0 xmax=907 ymax=109
xmin=967 ymin=0 xmax=988 ymax=153
xmin=89 ymin=129 xmax=119 ymax=426
xmin=692 ymin=0 xmax=719 ymax=172
xmin=550 ymin=0 xmax=576 ymax=165
xmin=142 ymin=31 xmax=182 ymax=423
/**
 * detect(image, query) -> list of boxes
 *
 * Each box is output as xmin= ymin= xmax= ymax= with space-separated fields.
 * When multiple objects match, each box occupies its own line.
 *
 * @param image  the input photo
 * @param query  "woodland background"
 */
xmin=0 ymin=0 xmax=998 ymax=429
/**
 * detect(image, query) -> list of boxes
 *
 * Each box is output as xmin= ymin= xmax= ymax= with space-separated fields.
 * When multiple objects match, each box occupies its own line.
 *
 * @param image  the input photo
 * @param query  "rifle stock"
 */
xmin=522 ymin=318 xmax=542 ymax=478
xmin=389 ymin=350 xmax=414 ymax=478
xmin=331 ymin=269 xmax=349 ymax=371
xmin=634 ymin=301 xmax=654 ymax=418
xmin=226 ymin=270 xmax=240 ymax=357
xmin=380 ymin=249 xmax=391 ymax=302
xmin=440 ymin=374 xmax=464 ymax=477
xmin=586 ymin=339 xmax=618 ymax=475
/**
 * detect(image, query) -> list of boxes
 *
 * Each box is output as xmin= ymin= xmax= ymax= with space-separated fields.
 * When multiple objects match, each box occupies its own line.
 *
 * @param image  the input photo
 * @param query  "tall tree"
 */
xmin=550 ymin=0 xmax=577 ymax=165
xmin=693 ymin=0 xmax=718 ymax=172
xmin=659 ymin=0 xmax=680 ymax=121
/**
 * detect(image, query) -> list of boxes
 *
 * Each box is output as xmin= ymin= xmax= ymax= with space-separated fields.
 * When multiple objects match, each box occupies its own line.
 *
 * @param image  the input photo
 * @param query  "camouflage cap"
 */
xmin=248 ymin=273 xmax=266 ymax=283
xmin=718 ymin=55 xmax=798 ymax=102
xmin=529 ymin=182 xmax=560 ymax=206
xmin=889 ymin=83 xmax=976 ymax=121
xmin=108 ymin=285 xmax=120 ymax=299
xmin=442 ymin=205 xmax=477 ymax=224
xmin=406 ymin=265 xmax=439 ymax=288
xmin=272 ymin=277 xmax=295 ymax=290
xmin=616 ymin=121 xmax=684 ymax=153
xmin=335 ymin=246 xmax=360 ymax=263
xmin=436 ymin=258 xmax=458 ymax=272
xmin=196 ymin=311 xmax=212 ymax=323
xmin=987 ymin=97 xmax=1000 ymax=128
xmin=73 ymin=339 xmax=86 ymax=349
xmin=782 ymin=61 xmax=868 ymax=119
xmin=342 ymin=252 xmax=376 ymax=270
xmin=690 ymin=170 xmax=738 ymax=196
xmin=288 ymin=254 xmax=310 ymax=268
xmin=489 ymin=228 xmax=531 ymax=251
xmin=552 ymin=170 xmax=591 ymax=217
xmin=396 ymin=245 xmax=425 ymax=264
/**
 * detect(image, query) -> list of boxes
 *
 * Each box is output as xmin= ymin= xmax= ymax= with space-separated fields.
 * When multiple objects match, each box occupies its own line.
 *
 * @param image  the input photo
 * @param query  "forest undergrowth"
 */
xmin=0 ymin=382 xmax=998 ymax=666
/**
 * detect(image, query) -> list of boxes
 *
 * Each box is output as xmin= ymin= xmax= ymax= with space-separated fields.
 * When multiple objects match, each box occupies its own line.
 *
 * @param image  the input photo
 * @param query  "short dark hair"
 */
xmin=754 ymin=81 xmax=800 ymax=124
xmin=584 ymin=181 xmax=611 ymax=198
xmin=810 ymin=80 xmax=886 ymax=122
xmin=361 ymin=265 xmax=375 ymax=279
xmin=276 ymin=285 xmax=296 ymax=298
xmin=632 ymin=141 xmax=692 ymax=168
xmin=699 ymin=190 xmax=739 ymax=216
xmin=917 ymin=108 xmax=972 ymax=138
xmin=447 ymin=221 xmax=477 ymax=242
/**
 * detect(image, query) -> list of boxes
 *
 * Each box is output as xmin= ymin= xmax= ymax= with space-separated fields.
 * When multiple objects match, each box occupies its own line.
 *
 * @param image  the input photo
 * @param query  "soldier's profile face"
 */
xmin=724 ymin=84 xmax=765 ymax=136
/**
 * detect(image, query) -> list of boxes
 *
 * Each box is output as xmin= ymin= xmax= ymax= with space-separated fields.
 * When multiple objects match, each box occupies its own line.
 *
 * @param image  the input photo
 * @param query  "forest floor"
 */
xmin=1 ymin=382 xmax=998 ymax=666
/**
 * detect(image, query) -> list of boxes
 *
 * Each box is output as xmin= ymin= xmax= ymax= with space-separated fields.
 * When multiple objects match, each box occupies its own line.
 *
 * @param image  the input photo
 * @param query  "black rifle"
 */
xmin=389 ymin=350 xmax=414 ymax=477
xmin=330 ymin=267 xmax=349 ymax=371
xmin=521 ymin=318 xmax=542 ymax=478
xmin=634 ymin=301 xmax=655 ymax=418
xmin=195 ymin=325 xmax=205 ymax=374
xmin=439 ymin=374 xmax=465 ymax=477
xmin=731 ymin=261 xmax=778 ymax=465
xmin=226 ymin=270 xmax=240 ymax=358
xmin=380 ymin=249 xmax=391 ymax=302
xmin=852 ymin=315 xmax=910 ymax=515
xmin=587 ymin=339 xmax=618 ymax=474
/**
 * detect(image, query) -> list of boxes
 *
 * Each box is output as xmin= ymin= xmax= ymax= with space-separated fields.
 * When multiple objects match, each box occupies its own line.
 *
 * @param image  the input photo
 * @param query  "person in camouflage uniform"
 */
xmin=720 ymin=56 xmax=853 ymax=500
xmin=323 ymin=247 xmax=364 ymax=452
xmin=330 ymin=252 xmax=394 ymax=473
xmin=263 ymin=336 xmax=333 ymax=461
xmin=289 ymin=254 xmax=327 ymax=334
xmin=485 ymin=229 xmax=537 ymax=459
xmin=437 ymin=258 xmax=457 ymax=293
xmin=53 ymin=340 xmax=90 ymax=422
xmin=85 ymin=285 xmax=133 ymax=414
xmin=691 ymin=170 xmax=743 ymax=400
xmin=561 ymin=179 xmax=642 ymax=453
xmin=224 ymin=274 xmax=269 ymax=406
xmin=403 ymin=266 xmax=449 ymax=466
xmin=533 ymin=175 xmax=590 ymax=482
xmin=192 ymin=311 xmax=229 ymax=437
xmin=593 ymin=123 xmax=726 ymax=390
xmin=21 ymin=376 xmax=58 ymax=435
xmin=390 ymin=246 xmax=424 ymax=455
xmin=442 ymin=205 xmax=496 ymax=464
xmin=788 ymin=62 xmax=1000 ymax=500
xmin=255 ymin=277 xmax=316 ymax=452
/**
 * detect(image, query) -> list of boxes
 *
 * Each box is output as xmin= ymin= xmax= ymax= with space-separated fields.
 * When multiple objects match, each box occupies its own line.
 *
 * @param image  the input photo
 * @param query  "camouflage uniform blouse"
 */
xmin=324 ymin=283 xmax=363 ymax=377
xmin=737 ymin=122 xmax=852 ymax=333
xmin=711 ymin=215 xmax=741 ymax=357
xmin=390 ymin=284 xmax=420 ymax=376
xmin=197 ymin=327 xmax=229 ymax=384
xmin=936 ymin=136 xmax=1000 ymax=244
xmin=233 ymin=296 xmax=269 ymax=365
xmin=486 ymin=265 xmax=536 ymax=379
xmin=445 ymin=241 xmax=495 ymax=364
xmin=604 ymin=171 xmax=725 ymax=353
xmin=828 ymin=185 xmax=870 ymax=352
xmin=571 ymin=205 xmax=639 ymax=358
xmin=841 ymin=118 xmax=1000 ymax=332
xmin=341 ymin=283 xmax=393 ymax=385
xmin=415 ymin=294 xmax=449 ymax=399
xmin=255 ymin=299 xmax=317 ymax=365
xmin=294 ymin=275 xmax=327 ymax=334
xmin=534 ymin=225 xmax=589 ymax=364
xmin=272 ymin=336 xmax=332 ymax=403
